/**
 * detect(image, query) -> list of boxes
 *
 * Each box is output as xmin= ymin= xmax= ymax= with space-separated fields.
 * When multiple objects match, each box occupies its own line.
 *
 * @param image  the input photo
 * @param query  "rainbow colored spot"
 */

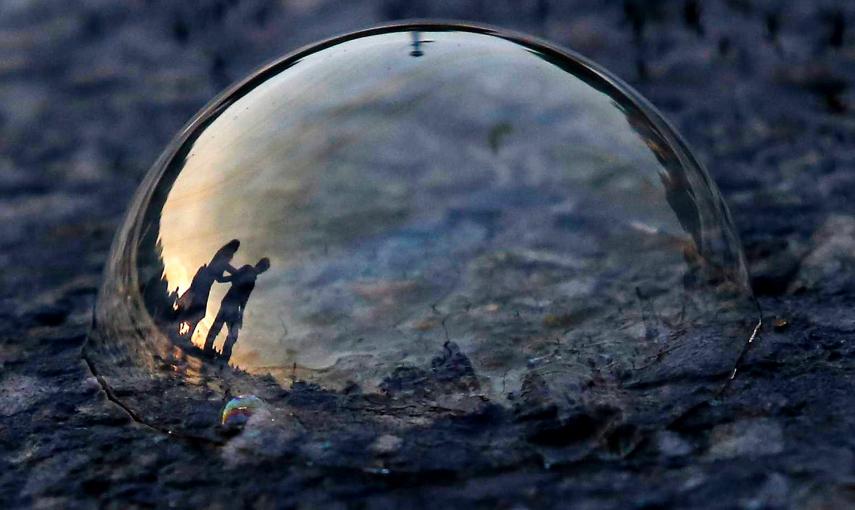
xmin=221 ymin=395 xmax=264 ymax=426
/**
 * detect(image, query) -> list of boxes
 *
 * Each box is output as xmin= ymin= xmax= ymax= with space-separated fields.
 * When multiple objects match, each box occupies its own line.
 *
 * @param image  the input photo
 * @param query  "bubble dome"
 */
xmin=86 ymin=23 xmax=759 ymax=442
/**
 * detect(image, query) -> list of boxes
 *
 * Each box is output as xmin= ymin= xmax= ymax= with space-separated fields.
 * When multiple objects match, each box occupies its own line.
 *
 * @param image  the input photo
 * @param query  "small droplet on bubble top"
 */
xmin=85 ymin=24 xmax=759 ymax=439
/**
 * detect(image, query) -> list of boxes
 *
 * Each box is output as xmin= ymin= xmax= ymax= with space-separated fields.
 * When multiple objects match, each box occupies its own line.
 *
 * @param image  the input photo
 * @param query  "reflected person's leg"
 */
xmin=220 ymin=319 xmax=241 ymax=363
xmin=184 ymin=309 xmax=203 ymax=340
xmin=203 ymin=311 xmax=225 ymax=354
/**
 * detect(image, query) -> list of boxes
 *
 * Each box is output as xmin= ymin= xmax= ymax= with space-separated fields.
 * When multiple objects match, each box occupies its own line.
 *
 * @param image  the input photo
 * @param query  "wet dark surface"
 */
xmin=2 ymin=1 xmax=855 ymax=508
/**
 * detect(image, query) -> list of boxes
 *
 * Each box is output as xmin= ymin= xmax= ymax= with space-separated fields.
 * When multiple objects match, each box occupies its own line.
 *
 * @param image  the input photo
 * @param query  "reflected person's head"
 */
xmin=255 ymin=257 xmax=271 ymax=274
xmin=212 ymin=239 xmax=241 ymax=265
xmin=222 ymin=239 xmax=240 ymax=257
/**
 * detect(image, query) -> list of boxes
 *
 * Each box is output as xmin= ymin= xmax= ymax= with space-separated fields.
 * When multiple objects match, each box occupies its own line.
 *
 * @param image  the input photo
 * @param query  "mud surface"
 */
xmin=2 ymin=1 xmax=855 ymax=508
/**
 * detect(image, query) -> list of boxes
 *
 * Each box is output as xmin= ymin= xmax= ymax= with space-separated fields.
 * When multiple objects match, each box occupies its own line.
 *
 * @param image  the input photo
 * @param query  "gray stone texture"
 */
xmin=2 ymin=0 xmax=855 ymax=508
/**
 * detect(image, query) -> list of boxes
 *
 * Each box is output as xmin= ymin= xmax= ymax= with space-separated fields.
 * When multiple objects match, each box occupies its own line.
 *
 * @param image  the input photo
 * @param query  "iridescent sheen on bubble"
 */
xmin=85 ymin=23 xmax=760 ymax=439
xmin=222 ymin=395 xmax=265 ymax=427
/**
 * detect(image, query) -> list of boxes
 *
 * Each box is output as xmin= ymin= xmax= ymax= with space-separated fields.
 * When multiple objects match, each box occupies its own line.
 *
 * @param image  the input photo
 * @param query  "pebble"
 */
xmin=791 ymin=215 xmax=855 ymax=294
xmin=369 ymin=434 xmax=403 ymax=455
xmin=706 ymin=418 xmax=784 ymax=460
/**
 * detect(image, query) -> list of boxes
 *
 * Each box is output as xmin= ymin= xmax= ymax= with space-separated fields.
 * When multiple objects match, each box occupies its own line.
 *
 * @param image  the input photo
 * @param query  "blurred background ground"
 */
xmin=1 ymin=0 xmax=855 ymax=508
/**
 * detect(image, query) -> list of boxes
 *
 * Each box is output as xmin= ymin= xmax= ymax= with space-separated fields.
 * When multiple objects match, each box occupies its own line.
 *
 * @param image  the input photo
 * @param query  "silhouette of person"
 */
xmin=203 ymin=257 xmax=270 ymax=362
xmin=174 ymin=240 xmax=240 ymax=341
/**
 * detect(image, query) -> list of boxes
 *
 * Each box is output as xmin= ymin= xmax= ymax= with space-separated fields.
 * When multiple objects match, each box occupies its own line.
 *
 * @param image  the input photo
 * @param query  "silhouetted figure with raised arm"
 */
xmin=174 ymin=240 xmax=240 ymax=342
xmin=203 ymin=257 xmax=270 ymax=363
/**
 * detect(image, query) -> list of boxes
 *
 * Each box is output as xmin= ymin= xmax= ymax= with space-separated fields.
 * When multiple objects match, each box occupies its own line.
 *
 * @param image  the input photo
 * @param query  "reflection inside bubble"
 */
xmin=167 ymin=238 xmax=271 ymax=363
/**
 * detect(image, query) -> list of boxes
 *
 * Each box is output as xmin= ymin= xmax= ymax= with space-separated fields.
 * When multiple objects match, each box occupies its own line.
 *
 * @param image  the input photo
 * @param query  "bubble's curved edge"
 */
xmin=81 ymin=348 xmax=227 ymax=447
xmin=81 ymin=20 xmax=764 ymax=444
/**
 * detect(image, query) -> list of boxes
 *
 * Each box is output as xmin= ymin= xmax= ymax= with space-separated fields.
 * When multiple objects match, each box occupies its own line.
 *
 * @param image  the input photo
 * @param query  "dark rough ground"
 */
xmin=1 ymin=0 xmax=854 ymax=508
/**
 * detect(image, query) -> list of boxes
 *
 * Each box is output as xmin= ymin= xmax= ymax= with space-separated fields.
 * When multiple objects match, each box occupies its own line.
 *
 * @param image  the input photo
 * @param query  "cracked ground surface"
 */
xmin=2 ymin=1 xmax=855 ymax=508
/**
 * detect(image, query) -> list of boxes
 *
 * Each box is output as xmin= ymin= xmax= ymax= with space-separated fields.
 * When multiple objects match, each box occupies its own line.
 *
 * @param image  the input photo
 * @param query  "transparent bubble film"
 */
xmin=86 ymin=24 xmax=759 ymax=448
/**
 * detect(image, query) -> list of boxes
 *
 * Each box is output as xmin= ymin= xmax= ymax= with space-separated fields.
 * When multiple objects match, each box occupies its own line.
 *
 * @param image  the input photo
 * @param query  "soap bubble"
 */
xmin=85 ymin=23 xmax=759 ymax=443
xmin=221 ymin=395 xmax=265 ymax=427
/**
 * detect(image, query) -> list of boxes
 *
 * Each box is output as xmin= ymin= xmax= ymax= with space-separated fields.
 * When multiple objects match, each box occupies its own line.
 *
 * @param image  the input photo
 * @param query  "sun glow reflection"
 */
xmin=190 ymin=314 xmax=217 ymax=350
xmin=162 ymin=255 xmax=191 ymax=297
xmin=161 ymin=250 xmax=226 ymax=351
